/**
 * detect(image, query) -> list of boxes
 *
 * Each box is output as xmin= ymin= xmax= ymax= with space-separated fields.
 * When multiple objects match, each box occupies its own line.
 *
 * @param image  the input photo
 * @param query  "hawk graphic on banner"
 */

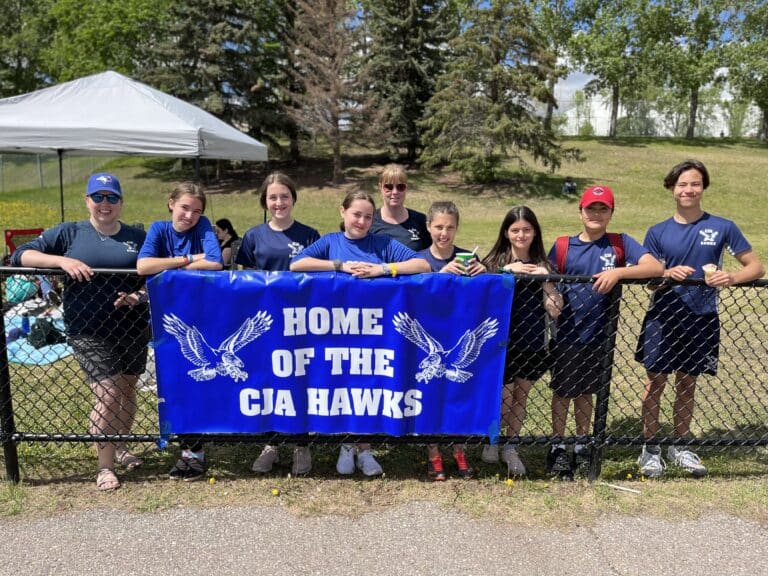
xmin=162 ymin=312 xmax=273 ymax=382
xmin=393 ymin=312 xmax=499 ymax=383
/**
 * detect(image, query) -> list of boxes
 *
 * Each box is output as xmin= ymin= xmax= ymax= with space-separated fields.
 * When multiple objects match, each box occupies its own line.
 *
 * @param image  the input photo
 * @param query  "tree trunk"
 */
xmin=761 ymin=108 xmax=768 ymax=141
xmin=609 ymin=85 xmax=620 ymax=138
xmin=686 ymin=88 xmax=699 ymax=139
xmin=332 ymin=122 xmax=342 ymax=185
xmin=544 ymin=77 xmax=556 ymax=131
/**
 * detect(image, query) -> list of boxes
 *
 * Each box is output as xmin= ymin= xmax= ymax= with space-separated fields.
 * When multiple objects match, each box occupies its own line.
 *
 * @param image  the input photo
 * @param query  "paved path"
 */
xmin=1 ymin=502 xmax=766 ymax=575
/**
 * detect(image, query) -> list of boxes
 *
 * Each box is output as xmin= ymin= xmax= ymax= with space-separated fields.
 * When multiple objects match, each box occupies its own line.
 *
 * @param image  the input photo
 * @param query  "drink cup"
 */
xmin=702 ymin=263 xmax=717 ymax=282
xmin=455 ymin=252 xmax=475 ymax=275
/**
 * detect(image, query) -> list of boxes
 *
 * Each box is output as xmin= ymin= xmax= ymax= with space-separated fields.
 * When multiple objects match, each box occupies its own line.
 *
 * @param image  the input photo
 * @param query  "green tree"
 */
xmin=43 ymin=0 xmax=168 ymax=81
xmin=729 ymin=1 xmax=768 ymax=140
xmin=362 ymin=0 xmax=458 ymax=161
xmin=570 ymin=0 xmax=648 ymax=138
xmin=0 ymin=0 xmax=53 ymax=96
xmin=722 ymin=97 xmax=751 ymax=139
xmin=421 ymin=0 xmax=576 ymax=183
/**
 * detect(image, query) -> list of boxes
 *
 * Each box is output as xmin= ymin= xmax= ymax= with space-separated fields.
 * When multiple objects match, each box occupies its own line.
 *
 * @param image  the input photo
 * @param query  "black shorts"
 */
xmin=549 ymin=342 xmax=608 ymax=398
xmin=504 ymin=347 xmax=550 ymax=382
xmin=69 ymin=331 xmax=149 ymax=382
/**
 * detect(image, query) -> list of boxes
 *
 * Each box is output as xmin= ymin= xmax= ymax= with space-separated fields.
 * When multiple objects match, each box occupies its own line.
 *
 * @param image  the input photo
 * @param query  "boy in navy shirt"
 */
xmin=635 ymin=159 xmax=764 ymax=478
xmin=547 ymin=186 xmax=662 ymax=479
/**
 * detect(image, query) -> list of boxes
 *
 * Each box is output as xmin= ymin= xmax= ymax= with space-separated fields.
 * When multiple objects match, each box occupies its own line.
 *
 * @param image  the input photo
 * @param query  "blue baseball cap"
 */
xmin=86 ymin=173 xmax=122 ymax=197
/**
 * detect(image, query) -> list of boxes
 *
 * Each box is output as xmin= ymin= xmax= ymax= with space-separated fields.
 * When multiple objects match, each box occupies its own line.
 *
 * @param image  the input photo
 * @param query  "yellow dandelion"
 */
xmin=271 ymin=488 xmax=280 ymax=496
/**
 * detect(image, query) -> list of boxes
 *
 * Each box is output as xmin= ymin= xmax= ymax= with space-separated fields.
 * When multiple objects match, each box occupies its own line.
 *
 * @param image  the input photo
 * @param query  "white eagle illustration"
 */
xmin=392 ymin=312 xmax=499 ymax=384
xmin=162 ymin=312 xmax=273 ymax=382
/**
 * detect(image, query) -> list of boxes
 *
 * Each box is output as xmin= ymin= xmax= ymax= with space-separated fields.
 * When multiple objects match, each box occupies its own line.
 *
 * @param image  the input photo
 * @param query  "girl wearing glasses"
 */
xmin=370 ymin=164 xmax=430 ymax=251
xmin=137 ymin=181 xmax=223 ymax=481
xmin=11 ymin=173 xmax=150 ymax=491
xmin=291 ymin=190 xmax=430 ymax=476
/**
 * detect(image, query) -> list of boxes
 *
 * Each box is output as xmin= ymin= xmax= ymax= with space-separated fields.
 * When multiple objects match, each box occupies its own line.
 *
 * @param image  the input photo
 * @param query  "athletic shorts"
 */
xmin=549 ymin=342 xmax=607 ymax=398
xmin=69 ymin=331 xmax=149 ymax=382
xmin=635 ymin=306 xmax=720 ymax=376
xmin=504 ymin=347 xmax=550 ymax=382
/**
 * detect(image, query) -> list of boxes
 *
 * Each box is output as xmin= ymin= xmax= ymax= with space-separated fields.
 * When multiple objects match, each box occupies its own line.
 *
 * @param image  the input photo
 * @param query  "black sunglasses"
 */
xmin=89 ymin=193 xmax=121 ymax=205
xmin=383 ymin=183 xmax=407 ymax=192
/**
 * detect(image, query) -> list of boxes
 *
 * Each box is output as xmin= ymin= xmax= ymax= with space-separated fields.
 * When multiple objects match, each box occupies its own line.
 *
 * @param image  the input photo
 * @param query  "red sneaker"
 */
xmin=453 ymin=451 xmax=474 ymax=479
xmin=427 ymin=456 xmax=446 ymax=481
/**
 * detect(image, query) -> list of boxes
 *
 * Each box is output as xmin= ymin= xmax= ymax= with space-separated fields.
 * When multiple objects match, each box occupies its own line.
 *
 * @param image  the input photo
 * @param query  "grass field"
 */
xmin=1 ymin=137 xmax=767 ymax=522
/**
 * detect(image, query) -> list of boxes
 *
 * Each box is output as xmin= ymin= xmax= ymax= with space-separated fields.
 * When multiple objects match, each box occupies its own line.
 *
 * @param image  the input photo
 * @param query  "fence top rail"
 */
xmin=2 ymin=266 xmax=767 ymax=288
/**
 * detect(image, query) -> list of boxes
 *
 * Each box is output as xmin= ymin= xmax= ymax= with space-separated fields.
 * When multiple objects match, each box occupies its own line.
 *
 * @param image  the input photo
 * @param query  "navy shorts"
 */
xmin=549 ymin=342 xmax=608 ymax=398
xmin=70 ymin=331 xmax=149 ymax=382
xmin=504 ymin=347 xmax=550 ymax=382
xmin=635 ymin=305 xmax=720 ymax=376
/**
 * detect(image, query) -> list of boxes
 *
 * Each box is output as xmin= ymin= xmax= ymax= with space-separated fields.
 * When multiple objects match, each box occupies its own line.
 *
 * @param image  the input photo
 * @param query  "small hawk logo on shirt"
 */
xmin=122 ymin=241 xmax=138 ymax=253
xmin=287 ymin=241 xmax=303 ymax=257
xmin=407 ymin=228 xmax=421 ymax=242
xmin=600 ymin=253 xmax=617 ymax=270
xmin=699 ymin=229 xmax=719 ymax=246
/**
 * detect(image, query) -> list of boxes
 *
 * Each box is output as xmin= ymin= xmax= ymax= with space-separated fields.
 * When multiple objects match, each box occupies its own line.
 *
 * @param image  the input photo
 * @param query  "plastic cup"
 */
xmin=702 ymin=263 xmax=717 ymax=281
xmin=455 ymin=252 xmax=475 ymax=275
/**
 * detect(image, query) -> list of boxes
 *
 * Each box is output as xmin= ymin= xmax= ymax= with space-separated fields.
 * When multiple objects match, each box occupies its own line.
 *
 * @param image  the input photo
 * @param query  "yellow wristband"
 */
xmin=389 ymin=263 xmax=397 ymax=278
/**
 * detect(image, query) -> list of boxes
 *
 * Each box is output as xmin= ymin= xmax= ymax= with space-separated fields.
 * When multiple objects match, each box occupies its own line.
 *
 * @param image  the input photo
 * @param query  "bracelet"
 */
xmin=389 ymin=263 xmax=398 ymax=278
xmin=137 ymin=291 xmax=149 ymax=304
xmin=181 ymin=255 xmax=190 ymax=266
xmin=333 ymin=259 xmax=342 ymax=272
xmin=188 ymin=253 xmax=194 ymax=264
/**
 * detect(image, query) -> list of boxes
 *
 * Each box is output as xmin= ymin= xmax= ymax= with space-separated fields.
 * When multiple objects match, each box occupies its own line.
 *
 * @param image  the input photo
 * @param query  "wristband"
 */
xmin=381 ymin=263 xmax=388 ymax=276
xmin=181 ymin=255 xmax=190 ymax=266
xmin=333 ymin=259 xmax=342 ymax=272
xmin=389 ymin=263 xmax=397 ymax=278
xmin=188 ymin=253 xmax=194 ymax=264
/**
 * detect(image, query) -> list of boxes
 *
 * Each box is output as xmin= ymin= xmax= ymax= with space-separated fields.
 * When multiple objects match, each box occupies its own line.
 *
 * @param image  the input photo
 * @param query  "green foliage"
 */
xmin=43 ymin=0 xmax=169 ymax=81
xmin=362 ymin=0 xmax=459 ymax=161
xmin=729 ymin=1 xmax=768 ymax=139
xmin=0 ymin=0 xmax=53 ymax=96
xmin=420 ymin=0 xmax=579 ymax=182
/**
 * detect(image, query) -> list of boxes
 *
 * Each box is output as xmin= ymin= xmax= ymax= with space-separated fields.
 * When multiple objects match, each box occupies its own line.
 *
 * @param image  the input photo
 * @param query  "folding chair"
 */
xmin=4 ymin=228 xmax=44 ymax=265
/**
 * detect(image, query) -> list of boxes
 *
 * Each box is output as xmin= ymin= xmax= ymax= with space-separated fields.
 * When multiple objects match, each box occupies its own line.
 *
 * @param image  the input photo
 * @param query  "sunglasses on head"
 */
xmin=89 ymin=193 xmax=120 ymax=205
xmin=383 ymin=183 xmax=407 ymax=192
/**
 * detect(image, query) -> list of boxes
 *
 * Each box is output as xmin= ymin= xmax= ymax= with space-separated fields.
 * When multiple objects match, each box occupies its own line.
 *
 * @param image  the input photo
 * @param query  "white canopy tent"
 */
xmin=0 ymin=70 xmax=268 ymax=220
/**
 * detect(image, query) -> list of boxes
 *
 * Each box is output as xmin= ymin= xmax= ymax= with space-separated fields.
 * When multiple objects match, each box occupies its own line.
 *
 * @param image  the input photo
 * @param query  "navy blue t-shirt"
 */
xmin=371 ymin=209 xmax=430 ymax=251
xmin=12 ymin=221 xmax=148 ymax=338
xmin=236 ymin=221 xmax=320 ymax=271
xmin=417 ymin=246 xmax=467 ymax=273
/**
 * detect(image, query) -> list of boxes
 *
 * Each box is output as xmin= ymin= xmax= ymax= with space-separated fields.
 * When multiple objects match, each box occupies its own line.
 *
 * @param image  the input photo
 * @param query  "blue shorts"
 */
xmin=634 ymin=301 xmax=720 ymax=376
xmin=549 ymin=342 xmax=608 ymax=398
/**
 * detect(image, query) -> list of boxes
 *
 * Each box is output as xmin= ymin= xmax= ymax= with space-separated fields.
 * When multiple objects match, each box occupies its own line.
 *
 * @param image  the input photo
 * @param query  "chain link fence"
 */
xmin=1 ymin=269 xmax=767 ymax=482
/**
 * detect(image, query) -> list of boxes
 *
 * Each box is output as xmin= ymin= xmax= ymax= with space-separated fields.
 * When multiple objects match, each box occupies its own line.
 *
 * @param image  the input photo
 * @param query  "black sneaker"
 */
xmin=574 ymin=448 xmax=591 ymax=478
xmin=169 ymin=455 xmax=206 ymax=481
xmin=546 ymin=447 xmax=574 ymax=481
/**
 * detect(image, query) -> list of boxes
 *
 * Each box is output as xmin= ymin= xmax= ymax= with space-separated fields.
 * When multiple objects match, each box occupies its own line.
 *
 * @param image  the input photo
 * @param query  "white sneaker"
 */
xmin=292 ymin=446 xmax=312 ymax=475
xmin=637 ymin=447 xmax=665 ymax=478
xmin=667 ymin=447 xmax=707 ymax=478
xmin=252 ymin=445 xmax=279 ymax=473
xmin=481 ymin=444 xmax=500 ymax=463
xmin=501 ymin=445 xmax=526 ymax=476
xmin=356 ymin=449 xmax=383 ymax=477
xmin=336 ymin=444 xmax=356 ymax=475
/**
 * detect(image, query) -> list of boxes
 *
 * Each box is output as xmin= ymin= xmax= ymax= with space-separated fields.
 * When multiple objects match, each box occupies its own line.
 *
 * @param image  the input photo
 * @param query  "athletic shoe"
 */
xmin=637 ymin=447 xmax=666 ymax=478
xmin=336 ymin=444 xmax=356 ymax=475
xmin=252 ymin=445 xmax=279 ymax=473
xmin=427 ymin=455 xmax=446 ymax=481
xmin=668 ymin=447 xmax=708 ymax=478
xmin=292 ymin=446 xmax=312 ymax=475
xmin=501 ymin=445 xmax=526 ymax=476
xmin=574 ymin=448 xmax=591 ymax=478
xmin=546 ymin=446 xmax=573 ymax=480
xmin=453 ymin=451 xmax=473 ymax=479
xmin=169 ymin=455 xmax=205 ymax=481
xmin=356 ymin=449 xmax=383 ymax=477
xmin=481 ymin=444 xmax=500 ymax=463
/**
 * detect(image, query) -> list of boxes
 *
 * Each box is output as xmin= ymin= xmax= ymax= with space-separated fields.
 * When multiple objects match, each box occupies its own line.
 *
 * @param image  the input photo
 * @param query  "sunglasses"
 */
xmin=383 ymin=183 xmax=407 ymax=192
xmin=89 ymin=193 xmax=121 ymax=204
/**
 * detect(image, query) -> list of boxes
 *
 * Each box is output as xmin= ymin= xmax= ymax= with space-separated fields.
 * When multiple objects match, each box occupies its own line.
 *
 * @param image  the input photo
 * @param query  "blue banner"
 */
xmin=148 ymin=271 xmax=514 ymax=436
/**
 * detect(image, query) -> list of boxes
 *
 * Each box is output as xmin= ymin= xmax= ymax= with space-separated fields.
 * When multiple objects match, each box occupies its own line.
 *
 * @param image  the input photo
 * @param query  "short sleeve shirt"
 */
xmin=138 ymin=216 xmax=223 ymax=264
xmin=291 ymin=232 xmax=420 ymax=265
xmin=236 ymin=221 xmax=320 ymax=271
xmin=371 ymin=209 xmax=431 ymax=251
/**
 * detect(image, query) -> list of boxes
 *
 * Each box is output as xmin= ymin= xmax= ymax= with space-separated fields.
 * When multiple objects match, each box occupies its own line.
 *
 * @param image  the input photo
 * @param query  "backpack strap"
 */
xmin=606 ymin=232 xmax=625 ymax=268
xmin=554 ymin=235 xmax=569 ymax=273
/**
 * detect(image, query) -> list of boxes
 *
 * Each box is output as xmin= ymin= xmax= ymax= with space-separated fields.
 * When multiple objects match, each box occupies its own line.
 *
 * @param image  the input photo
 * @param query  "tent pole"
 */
xmin=57 ymin=149 xmax=65 ymax=223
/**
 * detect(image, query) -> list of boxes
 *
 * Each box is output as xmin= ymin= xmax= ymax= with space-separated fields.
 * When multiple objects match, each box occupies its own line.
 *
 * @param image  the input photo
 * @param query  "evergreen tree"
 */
xmin=363 ymin=0 xmax=458 ymax=161
xmin=420 ymin=0 xmax=576 ymax=183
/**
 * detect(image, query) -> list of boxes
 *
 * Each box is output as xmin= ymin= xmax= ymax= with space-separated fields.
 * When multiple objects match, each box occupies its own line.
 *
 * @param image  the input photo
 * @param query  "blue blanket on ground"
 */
xmin=4 ymin=314 xmax=73 ymax=365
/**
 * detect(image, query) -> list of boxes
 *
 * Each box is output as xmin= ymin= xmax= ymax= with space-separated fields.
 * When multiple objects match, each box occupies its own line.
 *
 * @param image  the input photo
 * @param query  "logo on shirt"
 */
xmin=288 ymin=241 xmax=304 ymax=257
xmin=600 ymin=253 xmax=617 ymax=270
xmin=407 ymin=228 xmax=421 ymax=242
xmin=122 ymin=241 xmax=139 ymax=253
xmin=699 ymin=229 xmax=719 ymax=246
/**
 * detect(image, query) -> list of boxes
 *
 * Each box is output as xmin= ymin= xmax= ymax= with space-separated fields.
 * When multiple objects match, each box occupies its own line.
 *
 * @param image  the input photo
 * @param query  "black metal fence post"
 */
xmin=0 ymin=282 xmax=21 ymax=483
xmin=588 ymin=284 xmax=623 ymax=481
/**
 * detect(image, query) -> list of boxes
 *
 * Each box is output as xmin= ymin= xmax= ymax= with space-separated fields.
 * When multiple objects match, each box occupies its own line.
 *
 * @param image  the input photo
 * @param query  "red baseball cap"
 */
xmin=579 ymin=185 xmax=614 ymax=209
